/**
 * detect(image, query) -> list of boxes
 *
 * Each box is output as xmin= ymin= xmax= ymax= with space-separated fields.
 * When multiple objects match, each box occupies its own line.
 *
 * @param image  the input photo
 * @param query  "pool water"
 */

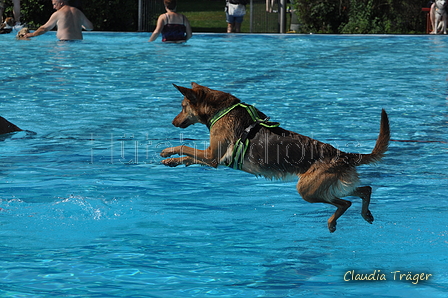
xmin=1 ymin=32 xmax=447 ymax=297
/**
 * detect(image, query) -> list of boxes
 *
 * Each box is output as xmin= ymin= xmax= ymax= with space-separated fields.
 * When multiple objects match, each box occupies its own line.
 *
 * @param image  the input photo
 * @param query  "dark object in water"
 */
xmin=0 ymin=116 xmax=22 ymax=134
xmin=0 ymin=27 xmax=12 ymax=34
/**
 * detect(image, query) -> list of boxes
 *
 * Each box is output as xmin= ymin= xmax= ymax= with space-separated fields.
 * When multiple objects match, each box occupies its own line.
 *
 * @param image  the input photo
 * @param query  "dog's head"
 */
xmin=16 ymin=27 xmax=30 ymax=40
xmin=0 ymin=17 xmax=14 ymax=30
xmin=172 ymin=82 xmax=240 ymax=128
xmin=436 ymin=0 xmax=446 ymax=8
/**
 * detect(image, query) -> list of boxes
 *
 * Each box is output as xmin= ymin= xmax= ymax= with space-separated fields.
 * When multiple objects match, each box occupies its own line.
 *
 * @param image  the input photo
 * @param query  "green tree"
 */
xmin=340 ymin=0 xmax=424 ymax=34
xmin=294 ymin=0 xmax=427 ymax=34
xmin=81 ymin=0 xmax=139 ymax=31
xmin=2 ymin=0 xmax=52 ymax=28
xmin=293 ymin=0 xmax=350 ymax=33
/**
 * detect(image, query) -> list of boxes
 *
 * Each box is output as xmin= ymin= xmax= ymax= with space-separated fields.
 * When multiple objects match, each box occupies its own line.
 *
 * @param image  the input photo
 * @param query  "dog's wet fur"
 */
xmin=161 ymin=82 xmax=390 ymax=232
xmin=16 ymin=27 xmax=30 ymax=40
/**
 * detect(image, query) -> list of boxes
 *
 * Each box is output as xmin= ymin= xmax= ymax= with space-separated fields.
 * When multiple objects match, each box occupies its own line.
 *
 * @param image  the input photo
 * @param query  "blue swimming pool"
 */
xmin=0 ymin=31 xmax=447 ymax=297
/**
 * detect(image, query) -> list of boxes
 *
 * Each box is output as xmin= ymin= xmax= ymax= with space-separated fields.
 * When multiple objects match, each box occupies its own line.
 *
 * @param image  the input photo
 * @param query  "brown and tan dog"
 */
xmin=0 ymin=17 xmax=14 ymax=34
xmin=161 ymin=83 xmax=390 ymax=233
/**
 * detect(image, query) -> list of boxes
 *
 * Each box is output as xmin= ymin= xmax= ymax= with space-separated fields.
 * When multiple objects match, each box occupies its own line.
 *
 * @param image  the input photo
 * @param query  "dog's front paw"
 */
xmin=160 ymin=148 xmax=176 ymax=158
xmin=161 ymin=158 xmax=182 ymax=167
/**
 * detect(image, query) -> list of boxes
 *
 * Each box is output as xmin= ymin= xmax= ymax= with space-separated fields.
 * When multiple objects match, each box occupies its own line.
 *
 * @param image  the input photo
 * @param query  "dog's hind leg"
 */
xmin=350 ymin=186 xmax=374 ymax=224
xmin=297 ymin=172 xmax=354 ymax=233
xmin=297 ymin=160 xmax=364 ymax=232
xmin=298 ymin=191 xmax=352 ymax=233
xmin=326 ymin=198 xmax=352 ymax=233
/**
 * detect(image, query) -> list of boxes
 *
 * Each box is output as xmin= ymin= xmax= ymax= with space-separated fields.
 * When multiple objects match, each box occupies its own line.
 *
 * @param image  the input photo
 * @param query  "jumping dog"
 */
xmin=161 ymin=83 xmax=390 ymax=233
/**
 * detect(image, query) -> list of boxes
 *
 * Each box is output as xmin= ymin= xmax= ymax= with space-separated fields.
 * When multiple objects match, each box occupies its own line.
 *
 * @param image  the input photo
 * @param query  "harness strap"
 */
xmin=227 ymin=119 xmax=261 ymax=169
xmin=207 ymin=103 xmax=280 ymax=170
xmin=208 ymin=103 xmax=280 ymax=130
xmin=228 ymin=138 xmax=249 ymax=170
xmin=208 ymin=103 xmax=239 ymax=129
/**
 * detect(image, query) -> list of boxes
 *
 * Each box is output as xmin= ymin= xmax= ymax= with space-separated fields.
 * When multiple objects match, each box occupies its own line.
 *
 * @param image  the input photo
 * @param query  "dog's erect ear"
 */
xmin=191 ymin=82 xmax=209 ymax=91
xmin=173 ymin=84 xmax=198 ymax=102
xmin=191 ymin=82 xmax=199 ymax=88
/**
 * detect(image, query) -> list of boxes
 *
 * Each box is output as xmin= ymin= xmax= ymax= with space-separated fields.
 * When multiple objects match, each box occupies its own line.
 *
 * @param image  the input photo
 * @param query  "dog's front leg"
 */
xmin=160 ymin=155 xmax=205 ymax=167
xmin=431 ymin=4 xmax=437 ymax=34
xmin=160 ymin=142 xmax=223 ymax=168
xmin=434 ymin=19 xmax=440 ymax=34
xmin=443 ymin=16 xmax=447 ymax=34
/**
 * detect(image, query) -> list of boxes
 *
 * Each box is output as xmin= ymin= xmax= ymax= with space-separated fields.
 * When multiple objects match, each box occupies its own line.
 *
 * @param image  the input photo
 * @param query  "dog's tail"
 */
xmin=352 ymin=109 xmax=390 ymax=166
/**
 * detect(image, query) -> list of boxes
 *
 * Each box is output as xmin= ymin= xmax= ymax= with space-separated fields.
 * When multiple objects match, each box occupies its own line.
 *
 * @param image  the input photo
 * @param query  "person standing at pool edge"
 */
xmin=226 ymin=0 xmax=247 ymax=33
xmin=148 ymin=0 xmax=192 ymax=43
xmin=0 ymin=0 xmax=20 ymax=25
xmin=25 ymin=0 xmax=93 ymax=41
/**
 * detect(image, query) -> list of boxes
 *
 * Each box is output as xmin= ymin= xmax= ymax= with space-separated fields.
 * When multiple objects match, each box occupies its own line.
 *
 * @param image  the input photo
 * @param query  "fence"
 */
xmin=138 ymin=0 xmax=291 ymax=33
xmin=138 ymin=0 xmax=164 ymax=32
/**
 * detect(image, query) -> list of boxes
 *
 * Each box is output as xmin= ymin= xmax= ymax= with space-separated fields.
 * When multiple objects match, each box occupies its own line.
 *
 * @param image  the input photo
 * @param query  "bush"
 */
xmin=80 ymin=0 xmax=139 ymax=31
xmin=294 ymin=0 xmax=427 ymax=34
xmin=294 ymin=0 xmax=350 ymax=33
xmin=2 ymin=0 xmax=52 ymax=28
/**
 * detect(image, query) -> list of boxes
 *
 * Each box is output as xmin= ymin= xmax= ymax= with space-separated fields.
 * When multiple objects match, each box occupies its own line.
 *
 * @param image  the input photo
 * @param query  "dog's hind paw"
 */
xmin=362 ymin=210 xmax=374 ymax=224
xmin=328 ymin=222 xmax=337 ymax=233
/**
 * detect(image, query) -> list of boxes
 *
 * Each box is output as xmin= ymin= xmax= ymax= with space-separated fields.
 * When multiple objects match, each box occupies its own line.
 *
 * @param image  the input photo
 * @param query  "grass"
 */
xmin=177 ymin=0 xmax=253 ymax=33
xmin=184 ymin=11 xmax=229 ymax=33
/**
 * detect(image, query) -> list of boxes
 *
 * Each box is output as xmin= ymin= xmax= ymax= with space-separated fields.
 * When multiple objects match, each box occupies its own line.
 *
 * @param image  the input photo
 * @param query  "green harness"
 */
xmin=208 ymin=103 xmax=280 ymax=170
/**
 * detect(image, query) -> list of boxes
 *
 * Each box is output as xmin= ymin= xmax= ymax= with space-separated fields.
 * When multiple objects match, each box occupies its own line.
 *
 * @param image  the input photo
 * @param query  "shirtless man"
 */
xmin=25 ymin=0 xmax=93 ymax=40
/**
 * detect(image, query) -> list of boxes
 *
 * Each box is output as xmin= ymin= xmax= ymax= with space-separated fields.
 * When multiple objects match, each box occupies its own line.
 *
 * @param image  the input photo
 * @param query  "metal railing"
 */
xmin=138 ymin=0 xmax=163 ymax=32
xmin=138 ymin=0 xmax=290 ymax=33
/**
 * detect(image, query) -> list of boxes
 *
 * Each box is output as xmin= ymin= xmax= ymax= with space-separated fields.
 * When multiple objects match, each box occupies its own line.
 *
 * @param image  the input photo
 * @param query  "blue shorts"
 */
xmin=226 ymin=13 xmax=244 ymax=24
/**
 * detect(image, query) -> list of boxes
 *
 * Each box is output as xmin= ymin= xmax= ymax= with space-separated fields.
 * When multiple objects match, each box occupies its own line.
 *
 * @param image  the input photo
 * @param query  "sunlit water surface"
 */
xmin=1 ymin=32 xmax=447 ymax=297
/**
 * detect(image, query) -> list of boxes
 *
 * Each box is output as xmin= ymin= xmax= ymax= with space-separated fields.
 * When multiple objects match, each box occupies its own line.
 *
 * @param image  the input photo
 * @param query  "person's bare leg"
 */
xmin=227 ymin=23 xmax=233 ymax=33
xmin=12 ymin=0 xmax=20 ymax=23
xmin=234 ymin=22 xmax=241 ymax=33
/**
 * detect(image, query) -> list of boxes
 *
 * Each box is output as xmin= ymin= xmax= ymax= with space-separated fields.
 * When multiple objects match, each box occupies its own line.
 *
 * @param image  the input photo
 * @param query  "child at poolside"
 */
xmin=148 ymin=0 xmax=192 ymax=43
